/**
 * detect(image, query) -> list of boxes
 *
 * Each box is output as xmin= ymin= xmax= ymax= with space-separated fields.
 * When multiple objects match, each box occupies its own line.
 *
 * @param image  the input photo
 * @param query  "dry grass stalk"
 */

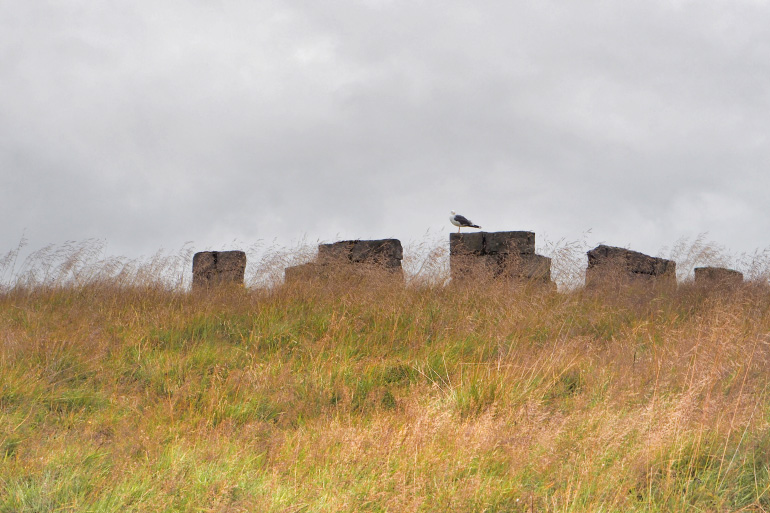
xmin=2 ymin=238 xmax=770 ymax=511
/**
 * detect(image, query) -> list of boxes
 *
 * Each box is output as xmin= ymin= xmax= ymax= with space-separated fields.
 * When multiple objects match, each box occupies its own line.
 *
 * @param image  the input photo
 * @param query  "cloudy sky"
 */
xmin=2 ymin=0 xmax=769 ymax=266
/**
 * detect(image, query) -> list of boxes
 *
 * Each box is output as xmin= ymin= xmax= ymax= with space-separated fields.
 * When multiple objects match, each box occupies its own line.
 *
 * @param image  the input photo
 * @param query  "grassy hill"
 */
xmin=2 ymin=245 xmax=770 ymax=512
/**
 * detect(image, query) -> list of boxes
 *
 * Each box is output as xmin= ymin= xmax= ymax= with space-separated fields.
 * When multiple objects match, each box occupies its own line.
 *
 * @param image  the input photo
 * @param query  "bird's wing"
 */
xmin=454 ymin=214 xmax=474 ymax=226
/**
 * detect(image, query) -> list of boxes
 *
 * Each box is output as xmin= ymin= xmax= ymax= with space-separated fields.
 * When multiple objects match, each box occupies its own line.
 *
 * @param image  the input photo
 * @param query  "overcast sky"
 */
xmin=2 ymin=0 xmax=769 ymax=269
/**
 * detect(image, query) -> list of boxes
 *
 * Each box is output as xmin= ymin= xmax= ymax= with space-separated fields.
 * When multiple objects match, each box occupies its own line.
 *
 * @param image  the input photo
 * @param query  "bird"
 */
xmin=449 ymin=210 xmax=481 ymax=233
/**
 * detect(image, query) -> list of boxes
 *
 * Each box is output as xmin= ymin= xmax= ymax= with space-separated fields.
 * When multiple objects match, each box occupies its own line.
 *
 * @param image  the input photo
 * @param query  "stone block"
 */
xmin=694 ymin=267 xmax=743 ymax=286
xmin=284 ymin=262 xmax=325 ymax=283
xmin=449 ymin=231 xmax=553 ymax=288
xmin=484 ymin=231 xmax=535 ymax=255
xmin=192 ymin=251 xmax=217 ymax=285
xmin=450 ymin=232 xmax=484 ymax=255
xmin=451 ymin=253 xmax=499 ymax=281
xmin=350 ymin=239 xmax=403 ymax=266
xmin=318 ymin=241 xmax=355 ymax=263
xmin=499 ymin=253 xmax=552 ymax=281
xmin=192 ymin=250 xmax=246 ymax=289
xmin=520 ymin=254 xmax=552 ymax=281
xmin=318 ymin=239 xmax=403 ymax=268
xmin=286 ymin=239 xmax=404 ymax=284
xmin=586 ymin=245 xmax=675 ymax=287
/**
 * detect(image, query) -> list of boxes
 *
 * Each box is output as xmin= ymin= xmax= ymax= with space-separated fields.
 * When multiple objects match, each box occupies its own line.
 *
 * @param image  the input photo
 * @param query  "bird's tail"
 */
xmin=471 ymin=224 xmax=481 ymax=229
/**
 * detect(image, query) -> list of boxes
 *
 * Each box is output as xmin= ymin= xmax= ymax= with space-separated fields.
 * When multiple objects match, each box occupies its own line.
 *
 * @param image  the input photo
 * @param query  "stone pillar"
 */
xmin=192 ymin=251 xmax=246 ymax=290
xmin=694 ymin=267 xmax=743 ymax=287
xmin=585 ymin=245 xmax=675 ymax=288
xmin=449 ymin=231 xmax=553 ymax=285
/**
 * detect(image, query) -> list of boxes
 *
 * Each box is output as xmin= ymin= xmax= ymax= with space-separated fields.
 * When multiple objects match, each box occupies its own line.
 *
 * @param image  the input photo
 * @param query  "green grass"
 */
xmin=3 ymin=259 xmax=770 ymax=511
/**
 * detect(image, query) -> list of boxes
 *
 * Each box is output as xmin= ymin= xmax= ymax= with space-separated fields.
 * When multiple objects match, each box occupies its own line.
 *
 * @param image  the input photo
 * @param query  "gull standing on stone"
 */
xmin=449 ymin=210 xmax=481 ymax=233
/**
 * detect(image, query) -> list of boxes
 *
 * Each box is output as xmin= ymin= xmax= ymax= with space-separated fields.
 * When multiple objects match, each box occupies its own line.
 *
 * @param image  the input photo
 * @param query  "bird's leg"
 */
xmin=457 ymin=227 xmax=461 ymax=233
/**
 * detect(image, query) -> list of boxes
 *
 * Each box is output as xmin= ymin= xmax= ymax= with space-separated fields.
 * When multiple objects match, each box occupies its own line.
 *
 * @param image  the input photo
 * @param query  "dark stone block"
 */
xmin=350 ymin=239 xmax=403 ymax=264
xmin=318 ymin=239 xmax=403 ymax=267
xmin=449 ymin=231 xmax=553 ymax=287
xmin=694 ymin=267 xmax=743 ymax=286
xmin=286 ymin=239 xmax=404 ymax=284
xmin=192 ymin=252 xmax=217 ymax=286
xmin=586 ymin=245 xmax=675 ymax=287
xmin=450 ymin=232 xmax=484 ymax=255
xmin=450 ymin=253 xmax=499 ymax=281
xmin=484 ymin=231 xmax=535 ymax=255
xmin=520 ymin=254 xmax=552 ymax=281
xmin=318 ymin=241 xmax=356 ymax=263
xmin=192 ymin=250 xmax=246 ymax=289
xmin=499 ymin=253 xmax=552 ymax=281
xmin=284 ymin=262 xmax=325 ymax=283
xmin=215 ymin=251 xmax=247 ymax=277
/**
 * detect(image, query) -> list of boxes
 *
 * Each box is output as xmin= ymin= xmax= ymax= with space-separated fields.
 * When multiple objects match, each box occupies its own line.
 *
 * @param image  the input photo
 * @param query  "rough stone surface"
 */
xmin=318 ymin=239 xmax=403 ymax=268
xmin=449 ymin=232 xmax=484 ymax=255
xmin=484 ymin=231 xmax=535 ymax=255
xmin=317 ymin=241 xmax=356 ymax=263
xmin=350 ymin=239 xmax=403 ymax=267
xmin=192 ymin=250 xmax=246 ymax=289
xmin=450 ymin=232 xmax=535 ymax=256
xmin=517 ymin=254 xmax=552 ymax=281
xmin=285 ymin=239 xmax=404 ymax=283
xmin=192 ymin=252 xmax=217 ymax=285
xmin=585 ymin=245 xmax=675 ymax=286
xmin=450 ymin=231 xmax=552 ymax=286
xmin=694 ymin=266 xmax=743 ymax=286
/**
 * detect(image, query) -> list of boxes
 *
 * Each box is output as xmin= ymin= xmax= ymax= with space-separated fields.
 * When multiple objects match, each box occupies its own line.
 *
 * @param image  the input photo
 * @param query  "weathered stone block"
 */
xmin=317 ymin=239 xmax=403 ymax=268
xmin=286 ymin=239 xmax=404 ymax=284
xmin=694 ymin=267 xmax=743 ymax=286
xmin=498 ymin=253 xmax=552 ymax=281
xmin=450 ymin=232 xmax=484 ymax=255
xmin=449 ymin=231 xmax=553 ymax=287
xmin=192 ymin=252 xmax=217 ymax=283
xmin=284 ymin=262 xmax=325 ymax=283
xmin=192 ymin=250 xmax=246 ymax=289
xmin=520 ymin=254 xmax=552 ymax=281
xmin=317 ymin=241 xmax=356 ymax=263
xmin=350 ymin=239 xmax=403 ymax=266
xmin=451 ymin=253 xmax=499 ymax=281
xmin=586 ymin=245 xmax=675 ymax=287
xmin=484 ymin=231 xmax=535 ymax=255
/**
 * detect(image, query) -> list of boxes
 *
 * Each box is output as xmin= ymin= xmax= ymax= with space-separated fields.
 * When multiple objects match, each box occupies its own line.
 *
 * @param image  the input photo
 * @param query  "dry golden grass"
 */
xmin=2 ymin=239 xmax=770 ymax=512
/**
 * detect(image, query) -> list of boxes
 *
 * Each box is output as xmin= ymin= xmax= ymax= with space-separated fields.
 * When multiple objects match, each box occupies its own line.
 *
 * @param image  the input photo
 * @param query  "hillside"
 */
xmin=2 ymin=253 xmax=770 ymax=511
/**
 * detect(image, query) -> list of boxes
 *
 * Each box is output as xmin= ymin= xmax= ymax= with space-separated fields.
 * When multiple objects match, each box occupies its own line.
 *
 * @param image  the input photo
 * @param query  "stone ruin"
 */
xmin=192 ymin=250 xmax=247 ymax=290
xmin=284 ymin=239 xmax=403 ymax=283
xmin=191 ymin=241 xmax=748 ymax=293
xmin=585 ymin=245 xmax=676 ymax=288
xmin=694 ymin=266 xmax=743 ymax=287
xmin=449 ymin=231 xmax=553 ymax=286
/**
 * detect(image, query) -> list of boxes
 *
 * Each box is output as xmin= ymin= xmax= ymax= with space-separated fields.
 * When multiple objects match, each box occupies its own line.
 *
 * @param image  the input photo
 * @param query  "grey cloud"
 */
xmin=2 ymin=0 xmax=770 ymax=265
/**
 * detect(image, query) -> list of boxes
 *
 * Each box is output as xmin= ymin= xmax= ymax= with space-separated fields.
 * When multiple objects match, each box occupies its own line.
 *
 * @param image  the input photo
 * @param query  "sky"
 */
xmin=2 ymin=0 xmax=770 ymax=270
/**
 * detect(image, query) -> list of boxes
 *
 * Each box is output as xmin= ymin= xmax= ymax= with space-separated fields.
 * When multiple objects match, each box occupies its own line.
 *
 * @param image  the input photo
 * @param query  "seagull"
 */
xmin=449 ymin=210 xmax=481 ymax=233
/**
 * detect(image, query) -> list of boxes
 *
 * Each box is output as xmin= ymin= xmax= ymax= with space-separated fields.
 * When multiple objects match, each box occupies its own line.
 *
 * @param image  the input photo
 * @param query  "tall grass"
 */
xmin=2 ymin=238 xmax=770 ymax=512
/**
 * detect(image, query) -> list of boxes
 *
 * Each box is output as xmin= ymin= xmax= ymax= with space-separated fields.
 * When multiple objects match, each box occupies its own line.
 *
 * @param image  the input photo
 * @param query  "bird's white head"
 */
xmin=450 ymin=210 xmax=456 ymax=215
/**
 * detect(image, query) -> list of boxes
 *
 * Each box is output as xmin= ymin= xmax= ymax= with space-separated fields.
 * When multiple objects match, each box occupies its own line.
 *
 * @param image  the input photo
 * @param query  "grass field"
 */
xmin=3 ymin=240 xmax=770 ymax=512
